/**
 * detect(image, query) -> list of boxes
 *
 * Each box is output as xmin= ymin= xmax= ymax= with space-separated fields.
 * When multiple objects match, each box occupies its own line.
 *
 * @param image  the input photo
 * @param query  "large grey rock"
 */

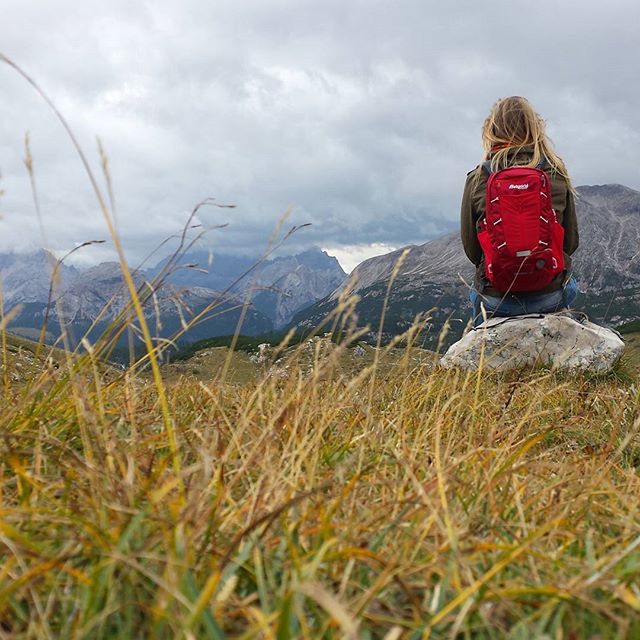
xmin=440 ymin=313 xmax=625 ymax=372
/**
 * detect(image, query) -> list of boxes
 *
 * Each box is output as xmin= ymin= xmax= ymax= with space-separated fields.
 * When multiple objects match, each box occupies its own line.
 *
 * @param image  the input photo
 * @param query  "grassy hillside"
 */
xmin=0 ymin=331 xmax=67 ymax=383
xmin=162 ymin=337 xmax=435 ymax=385
xmin=1 ymin=324 xmax=640 ymax=638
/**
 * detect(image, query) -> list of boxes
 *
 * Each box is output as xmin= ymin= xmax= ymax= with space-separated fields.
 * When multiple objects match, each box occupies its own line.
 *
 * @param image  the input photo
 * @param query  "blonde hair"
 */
xmin=480 ymin=96 xmax=573 ymax=190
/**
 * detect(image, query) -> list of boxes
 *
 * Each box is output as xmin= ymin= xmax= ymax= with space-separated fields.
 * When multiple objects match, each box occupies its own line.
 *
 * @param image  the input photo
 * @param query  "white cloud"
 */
xmin=323 ymin=243 xmax=398 ymax=274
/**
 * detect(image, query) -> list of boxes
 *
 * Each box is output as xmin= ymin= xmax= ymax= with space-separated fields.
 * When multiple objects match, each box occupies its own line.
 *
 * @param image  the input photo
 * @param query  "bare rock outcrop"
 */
xmin=440 ymin=313 xmax=624 ymax=372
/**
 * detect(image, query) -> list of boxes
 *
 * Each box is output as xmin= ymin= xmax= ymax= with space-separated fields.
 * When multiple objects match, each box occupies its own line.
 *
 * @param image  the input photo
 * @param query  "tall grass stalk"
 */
xmin=0 ymin=54 xmax=181 ymax=483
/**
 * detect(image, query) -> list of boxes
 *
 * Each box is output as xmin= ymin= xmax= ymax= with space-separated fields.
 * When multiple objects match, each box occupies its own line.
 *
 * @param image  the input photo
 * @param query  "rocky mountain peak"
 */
xmin=576 ymin=183 xmax=640 ymax=198
xmin=0 ymin=250 xmax=79 ymax=307
xmin=151 ymin=246 xmax=346 ymax=327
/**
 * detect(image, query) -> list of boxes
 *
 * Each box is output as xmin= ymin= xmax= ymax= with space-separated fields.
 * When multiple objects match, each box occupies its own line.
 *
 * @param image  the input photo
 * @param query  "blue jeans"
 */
xmin=469 ymin=276 xmax=578 ymax=327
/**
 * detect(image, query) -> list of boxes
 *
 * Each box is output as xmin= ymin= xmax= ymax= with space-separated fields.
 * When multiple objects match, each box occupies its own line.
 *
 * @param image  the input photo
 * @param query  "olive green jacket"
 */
xmin=460 ymin=148 xmax=579 ymax=297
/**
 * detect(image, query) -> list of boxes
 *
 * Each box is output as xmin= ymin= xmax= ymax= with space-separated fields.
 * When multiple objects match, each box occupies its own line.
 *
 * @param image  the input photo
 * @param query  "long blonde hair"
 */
xmin=481 ymin=96 xmax=573 ymax=189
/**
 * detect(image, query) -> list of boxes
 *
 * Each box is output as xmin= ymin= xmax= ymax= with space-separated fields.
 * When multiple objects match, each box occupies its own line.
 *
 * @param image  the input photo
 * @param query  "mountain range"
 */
xmin=293 ymin=184 xmax=640 ymax=344
xmin=148 ymin=249 xmax=346 ymax=327
xmin=0 ymin=247 xmax=345 ymax=350
xmin=3 ymin=183 xmax=638 ymax=354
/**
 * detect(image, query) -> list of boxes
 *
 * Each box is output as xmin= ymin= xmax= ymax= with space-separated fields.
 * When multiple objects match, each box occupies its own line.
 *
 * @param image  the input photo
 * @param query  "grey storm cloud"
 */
xmin=1 ymin=0 xmax=639 ymax=265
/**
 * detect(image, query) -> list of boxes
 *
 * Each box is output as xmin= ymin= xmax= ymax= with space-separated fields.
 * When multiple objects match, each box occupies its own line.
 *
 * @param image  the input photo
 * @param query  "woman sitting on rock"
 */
xmin=460 ymin=96 xmax=579 ymax=327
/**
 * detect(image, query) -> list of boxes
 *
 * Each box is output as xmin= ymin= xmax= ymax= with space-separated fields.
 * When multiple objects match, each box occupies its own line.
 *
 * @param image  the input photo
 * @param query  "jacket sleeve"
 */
xmin=460 ymin=171 xmax=483 ymax=265
xmin=562 ymin=189 xmax=579 ymax=255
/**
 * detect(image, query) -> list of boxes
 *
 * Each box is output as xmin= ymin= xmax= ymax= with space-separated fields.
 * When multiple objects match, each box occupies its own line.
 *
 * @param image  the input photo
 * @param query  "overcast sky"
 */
xmin=1 ymin=0 xmax=639 ymax=271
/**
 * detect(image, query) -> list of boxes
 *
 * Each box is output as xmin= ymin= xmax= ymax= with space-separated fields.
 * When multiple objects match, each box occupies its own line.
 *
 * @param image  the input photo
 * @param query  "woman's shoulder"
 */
xmin=540 ymin=155 xmax=573 ymax=187
xmin=464 ymin=165 xmax=487 ymax=187
xmin=464 ymin=165 xmax=482 ymax=188
xmin=545 ymin=163 xmax=571 ymax=189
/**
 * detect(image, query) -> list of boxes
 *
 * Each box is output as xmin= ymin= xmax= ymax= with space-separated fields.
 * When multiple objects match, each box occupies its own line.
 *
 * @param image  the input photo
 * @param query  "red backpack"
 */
xmin=477 ymin=162 xmax=565 ymax=293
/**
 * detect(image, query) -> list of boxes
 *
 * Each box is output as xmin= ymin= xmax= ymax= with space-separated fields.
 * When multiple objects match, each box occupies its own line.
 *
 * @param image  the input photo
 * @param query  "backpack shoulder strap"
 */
xmin=481 ymin=160 xmax=493 ymax=175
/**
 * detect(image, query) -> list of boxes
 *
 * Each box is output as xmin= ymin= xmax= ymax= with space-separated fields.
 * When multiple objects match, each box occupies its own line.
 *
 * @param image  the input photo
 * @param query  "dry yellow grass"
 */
xmin=1 ymin=331 xmax=639 ymax=638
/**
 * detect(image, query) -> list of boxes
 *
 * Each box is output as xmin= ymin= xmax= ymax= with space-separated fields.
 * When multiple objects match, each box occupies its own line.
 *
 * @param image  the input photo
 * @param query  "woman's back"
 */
xmin=460 ymin=97 xmax=579 ymax=324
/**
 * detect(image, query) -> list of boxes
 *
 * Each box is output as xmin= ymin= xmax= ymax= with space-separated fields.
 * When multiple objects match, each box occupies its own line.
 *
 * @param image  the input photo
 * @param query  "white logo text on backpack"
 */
xmin=508 ymin=183 xmax=529 ymax=190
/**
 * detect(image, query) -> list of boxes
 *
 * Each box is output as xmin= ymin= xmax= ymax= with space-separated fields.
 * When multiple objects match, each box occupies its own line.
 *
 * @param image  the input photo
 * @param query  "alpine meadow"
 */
xmin=2 ymin=53 xmax=640 ymax=640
